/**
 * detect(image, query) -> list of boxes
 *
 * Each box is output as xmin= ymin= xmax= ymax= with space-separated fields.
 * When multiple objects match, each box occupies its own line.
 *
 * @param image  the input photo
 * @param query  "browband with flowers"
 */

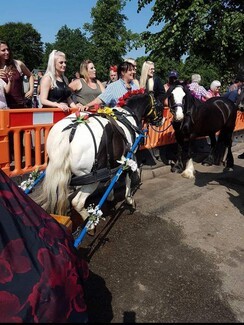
xmin=117 ymin=88 xmax=145 ymax=107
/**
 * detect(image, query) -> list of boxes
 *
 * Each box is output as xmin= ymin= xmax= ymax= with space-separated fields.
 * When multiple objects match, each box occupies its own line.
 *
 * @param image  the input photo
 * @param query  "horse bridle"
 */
xmin=146 ymin=93 xmax=163 ymax=127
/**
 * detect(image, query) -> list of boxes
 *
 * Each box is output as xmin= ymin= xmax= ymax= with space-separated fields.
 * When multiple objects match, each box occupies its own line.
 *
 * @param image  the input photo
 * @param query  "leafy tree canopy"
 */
xmin=0 ymin=22 xmax=43 ymax=71
xmin=84 ymin=0 xmax=140 ymax=81
xmin=42 ymin=25 xmax=92 ymax=80
xmin=137 ymin=0 xmax=244 ymax=81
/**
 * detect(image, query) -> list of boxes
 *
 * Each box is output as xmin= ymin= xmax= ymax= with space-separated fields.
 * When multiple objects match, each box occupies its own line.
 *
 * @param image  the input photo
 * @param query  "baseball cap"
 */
xmin=168 ymin=70 xmax=178 ymax=78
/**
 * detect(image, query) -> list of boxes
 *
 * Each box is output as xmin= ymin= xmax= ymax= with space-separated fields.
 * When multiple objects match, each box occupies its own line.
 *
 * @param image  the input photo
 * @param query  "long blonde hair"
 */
xmin=80 ymin=59 xmax=94 ymax=83
xmin=45 ymin=50 xmax=67 ymax=88
xmin=140 ymin=61 xmax=154 ymax=91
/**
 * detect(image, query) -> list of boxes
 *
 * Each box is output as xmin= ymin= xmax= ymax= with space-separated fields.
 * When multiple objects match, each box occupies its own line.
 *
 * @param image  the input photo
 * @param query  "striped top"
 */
xmin=99 ymin=78 xmax=139 ymax=107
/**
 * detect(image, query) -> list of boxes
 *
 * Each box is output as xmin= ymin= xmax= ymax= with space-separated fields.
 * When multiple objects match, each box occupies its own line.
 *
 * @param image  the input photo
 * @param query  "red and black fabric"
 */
xmin=0 ymin=169 xmax=89 ymax=323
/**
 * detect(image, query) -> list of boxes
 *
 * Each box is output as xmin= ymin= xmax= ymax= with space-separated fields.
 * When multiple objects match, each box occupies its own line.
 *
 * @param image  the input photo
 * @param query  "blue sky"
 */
xmin=1 ymin=0 xmax=160 ymax=58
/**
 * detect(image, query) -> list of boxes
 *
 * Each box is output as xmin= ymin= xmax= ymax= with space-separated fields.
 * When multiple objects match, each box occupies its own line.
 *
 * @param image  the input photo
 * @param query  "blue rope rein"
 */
xmin=73 ymin=129 xmax=147 ymax=248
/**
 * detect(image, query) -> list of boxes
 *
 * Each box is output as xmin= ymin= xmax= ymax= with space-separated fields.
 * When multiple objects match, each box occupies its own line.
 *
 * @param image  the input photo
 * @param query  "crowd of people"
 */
xmin=0 ymin=39 xmax=244 ymax=322
xmin=1 ymin=40 xmax=243 ymax=112
xmin=0 ymin=40 xmax=243 ymax=157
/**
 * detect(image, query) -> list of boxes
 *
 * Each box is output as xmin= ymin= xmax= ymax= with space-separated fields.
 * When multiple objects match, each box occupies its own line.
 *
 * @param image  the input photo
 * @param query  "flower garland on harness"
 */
xmin=117 ymin=88 xmax=145 ymax=107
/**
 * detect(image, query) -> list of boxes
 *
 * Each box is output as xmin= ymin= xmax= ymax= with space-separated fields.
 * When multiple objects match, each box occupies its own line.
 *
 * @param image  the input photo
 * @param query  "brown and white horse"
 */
xmin=165 ymin=83 xmax=238 ymax=179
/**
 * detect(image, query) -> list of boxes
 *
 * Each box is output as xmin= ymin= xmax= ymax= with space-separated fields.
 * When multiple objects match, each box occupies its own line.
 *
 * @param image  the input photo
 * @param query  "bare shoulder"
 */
xmin=69 ymin=78 xmax=82 ymax=90
xmin=41 ymin=74 xmax=51 ymax=86
xmin=16 ymin=59 xmax=31 ymax=76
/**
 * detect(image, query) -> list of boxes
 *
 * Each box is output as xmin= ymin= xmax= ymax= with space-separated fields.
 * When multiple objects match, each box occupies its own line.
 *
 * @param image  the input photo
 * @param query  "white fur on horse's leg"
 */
xmin=181 ymin=158 xmax=195 ymax=179
xmin=71 ymin=184 xmax=98 ymax=221
xmin=107 ymin=189 xmax=114 ymax=202
xmin=125 ymin=173 xmax=135 ymax=206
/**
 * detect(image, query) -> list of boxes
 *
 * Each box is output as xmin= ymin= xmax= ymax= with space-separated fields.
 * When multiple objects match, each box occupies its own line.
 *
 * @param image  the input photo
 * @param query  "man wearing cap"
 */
xmin=224 ymin=73 xmax=244 ymax=104
xmin=163 ymin=70 xmax=179 ymax=106
xmin=223 ymin=72 xmax=244 ymax=159
xmin=164 ymin=70 xmax=179 ymax=92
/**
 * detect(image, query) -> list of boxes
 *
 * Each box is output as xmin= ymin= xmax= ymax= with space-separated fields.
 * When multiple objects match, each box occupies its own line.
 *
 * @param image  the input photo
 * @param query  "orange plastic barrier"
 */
xmin=0 ymin=108 xmax=243 ymax=177
xmin=0 ymin=108 xmax=77 ymax=177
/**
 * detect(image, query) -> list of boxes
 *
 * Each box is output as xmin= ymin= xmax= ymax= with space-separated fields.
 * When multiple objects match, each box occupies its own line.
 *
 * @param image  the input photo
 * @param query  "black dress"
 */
xmin=43 ymin=79 xmax=72 ymax=107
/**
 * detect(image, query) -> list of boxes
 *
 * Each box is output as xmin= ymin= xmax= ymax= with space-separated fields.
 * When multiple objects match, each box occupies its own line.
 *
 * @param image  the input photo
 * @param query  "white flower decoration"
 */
xmin=117 ymin=155 xmax=138 ymax=172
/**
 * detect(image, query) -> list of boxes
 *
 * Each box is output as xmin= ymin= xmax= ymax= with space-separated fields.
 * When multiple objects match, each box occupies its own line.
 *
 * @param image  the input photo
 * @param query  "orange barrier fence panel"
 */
xmin=0 ymin=108 xmax=243 ymax=178
xmin=0 ymin=108 xmax=77 ymax=177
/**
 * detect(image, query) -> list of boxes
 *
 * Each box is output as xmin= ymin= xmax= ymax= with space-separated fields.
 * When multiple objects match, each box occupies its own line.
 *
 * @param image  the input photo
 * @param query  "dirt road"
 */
xmin=80 ymin=142 xmax=244 ymax=323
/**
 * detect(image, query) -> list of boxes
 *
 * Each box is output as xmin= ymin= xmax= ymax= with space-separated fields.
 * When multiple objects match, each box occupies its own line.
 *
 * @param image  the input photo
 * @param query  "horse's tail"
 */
xmin=38 ymin=128 xmax=72 ymax=216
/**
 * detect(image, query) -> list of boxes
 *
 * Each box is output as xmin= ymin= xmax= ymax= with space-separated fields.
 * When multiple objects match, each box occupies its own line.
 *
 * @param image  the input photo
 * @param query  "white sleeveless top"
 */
xmin=0 ymin=79 xmax=8 ymax=109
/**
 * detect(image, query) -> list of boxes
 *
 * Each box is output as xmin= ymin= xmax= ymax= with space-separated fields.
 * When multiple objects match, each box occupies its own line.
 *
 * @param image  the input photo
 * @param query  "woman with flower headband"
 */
xmin=103 ymin=65 xmax=118 ymax=88
xmin=78 ymin=61 xmax=139 ymax=111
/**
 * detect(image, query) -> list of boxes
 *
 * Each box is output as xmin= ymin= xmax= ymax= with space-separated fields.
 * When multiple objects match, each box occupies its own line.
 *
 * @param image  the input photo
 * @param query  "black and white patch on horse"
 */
xmin=36 ymin=91 xmax=163 ymax=226
xmin=236 ymin=86 xmax=244 ymax=111
xmin=166 ymin=83 xmax=238 ymax=179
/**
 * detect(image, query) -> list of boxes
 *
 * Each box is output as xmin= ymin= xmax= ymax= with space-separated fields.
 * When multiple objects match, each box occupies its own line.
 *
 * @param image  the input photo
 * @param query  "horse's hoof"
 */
xmin=125 ymin=196 xmax=134 ymax=206
xmin=223 ymin=167 xmax=234 ymax=172
xmin=87 ymin=226 xmax=96 ymax=236
xmin=171 ymin=167 xmax=183 ymax=174
xmin=181 ymin=171 xmax=195 ymax=179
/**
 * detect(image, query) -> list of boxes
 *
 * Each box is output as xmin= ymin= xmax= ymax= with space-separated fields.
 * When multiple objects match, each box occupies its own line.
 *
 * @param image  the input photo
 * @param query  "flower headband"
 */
xmin=110 ymin=65 xmax=117 ymax=72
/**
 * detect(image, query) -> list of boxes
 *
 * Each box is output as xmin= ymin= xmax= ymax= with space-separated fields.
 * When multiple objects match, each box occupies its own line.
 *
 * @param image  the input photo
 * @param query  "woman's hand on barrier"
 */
xmin=78 ymin=104 xmax=88 ymax=112
xmin=57 ymin=102 xmax=70 ymax=112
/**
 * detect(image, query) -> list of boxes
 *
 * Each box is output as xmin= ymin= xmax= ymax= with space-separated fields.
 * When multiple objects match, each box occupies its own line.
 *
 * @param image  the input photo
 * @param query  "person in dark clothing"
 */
xmin=0 ymin=168 xmax=89 ymax=322
xmin=224 ymin=72 xmax=244 ymax=159
xmin=139 ymin=60 xmax=166 ymax=159
xmin=139 ymin=60 xmax=165 ymax=105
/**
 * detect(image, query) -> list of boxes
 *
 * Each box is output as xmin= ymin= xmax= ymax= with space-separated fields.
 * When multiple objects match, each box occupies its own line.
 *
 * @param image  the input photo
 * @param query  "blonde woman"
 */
xmin=40 ymin=50 xmax=77 ymax=111
xmin=139 ymin=60 xmax=165 ymax=104
xmin=68 ymin=59 xmax=105 ymax=105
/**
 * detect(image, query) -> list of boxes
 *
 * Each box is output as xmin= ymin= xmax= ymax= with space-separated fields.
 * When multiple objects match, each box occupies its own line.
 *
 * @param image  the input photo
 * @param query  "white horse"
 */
xmin=36 ymin=91 xmax=163 ymax=224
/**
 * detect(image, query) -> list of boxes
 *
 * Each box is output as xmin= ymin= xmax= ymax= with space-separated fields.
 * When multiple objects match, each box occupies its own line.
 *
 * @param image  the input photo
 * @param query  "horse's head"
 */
xmin=236 ymin=86 xmax=244 ymax=112
xmin=121 ymin=91 xmax=163 ymax=127
xmin=166 ymin=84 xmax=187 ymax=122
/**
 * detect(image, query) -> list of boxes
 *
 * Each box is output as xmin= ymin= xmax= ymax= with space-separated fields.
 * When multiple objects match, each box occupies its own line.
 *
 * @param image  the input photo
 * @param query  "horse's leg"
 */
xmin=171 ymin=140 xmax=185 ymax=174
xmin=124 ymin=172 xmax=136 ymax=208
xmin=220 ymin=129 xmax=234 ymax=170
xmin=107 ymin=189 xmax=115 ymax=202
xmin=181 ymin=140 xmax=195 ymax=179
xmin=202 ymin=133 xmax=216 ymax=166
xmin=71 ymin=183 xmax=99 ymax=222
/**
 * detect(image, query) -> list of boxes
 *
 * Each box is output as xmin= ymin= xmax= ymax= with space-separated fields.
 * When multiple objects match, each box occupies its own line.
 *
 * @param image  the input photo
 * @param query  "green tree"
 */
xmin=84 ymin=0 xmax=140 ymax=80
xmin=137 ymin=0 xmax=244 ymax=80
xmin=42 ymin=25 xmax=92 ymax=80
xmin=0 ymin=22 xmax=43 ymax=71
